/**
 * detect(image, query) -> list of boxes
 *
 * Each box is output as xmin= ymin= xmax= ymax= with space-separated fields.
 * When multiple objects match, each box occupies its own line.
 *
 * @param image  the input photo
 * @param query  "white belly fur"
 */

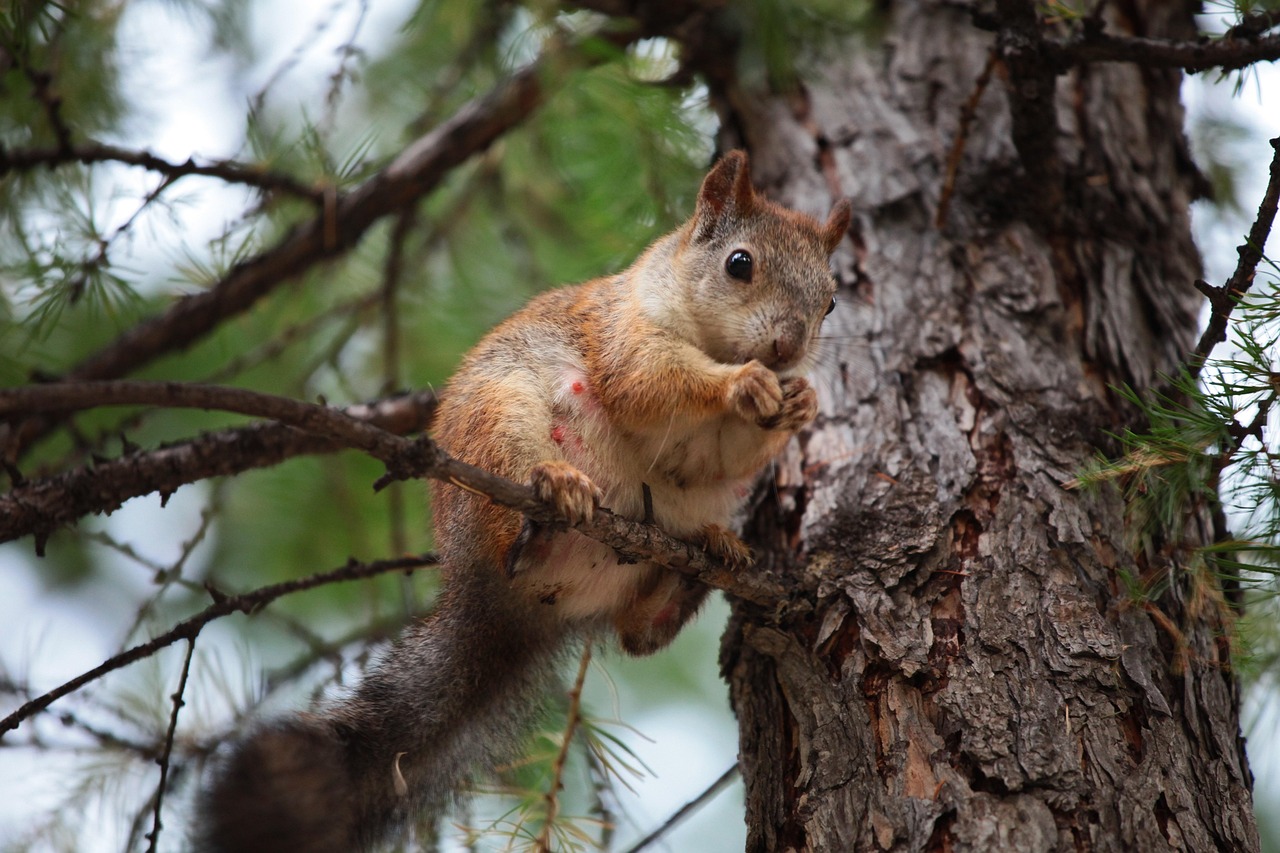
xmin=519 ymin=362 xmax=769 ymax=621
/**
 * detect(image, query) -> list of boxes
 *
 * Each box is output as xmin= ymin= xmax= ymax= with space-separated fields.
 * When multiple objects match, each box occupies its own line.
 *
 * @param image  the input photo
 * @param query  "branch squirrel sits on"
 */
xmin=199 ymin=150 xmax=851 ymax=852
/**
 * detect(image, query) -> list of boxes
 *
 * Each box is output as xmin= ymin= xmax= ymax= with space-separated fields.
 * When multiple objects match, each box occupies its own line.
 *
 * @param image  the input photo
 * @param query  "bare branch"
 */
xmin=620 ymin=764 xmax=739 ymax=853
xmin=936 ymin=48 xmax=998 ymax=229
xmin=0 ymin=380 xmax=785 ymax=604
xmin=1190 ymin=136 xmax=1280 ymax=379
xmin=1049 ymin=28 xmax=1280 ymax=73
xmin=144 ymin=638 xmax=195 ymax=853
xmin=6 ymin=34 xmax=590 ymax=458
xmin=0 ymin=390 xmax=438 ymax=547
xmin=0 ymin=141 xmax=325 ymax=202
xmin=534 ymin=643 xmax=593 ymax=852
xmin=0 ymin=553 xmax=440 ymax=737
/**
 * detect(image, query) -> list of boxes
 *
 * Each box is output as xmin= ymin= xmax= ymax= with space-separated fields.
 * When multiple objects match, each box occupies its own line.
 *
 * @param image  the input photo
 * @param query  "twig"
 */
xmin=535 ymin=642 xmax=593 ymax=852
xmin=1190 ymin=137 xmax=1280 ymax=379
xmin=0 ymin=380 xmax=785 ymax=604
xmin=5 ymin=36 xmax=580 ymax=459
xmin=143 ymin=638 xmax=196 ymax=853
xmin=6 ymin=30 xmax=73 ymax=152
xmin=935 ymin=48 xmax=998 ymax=228
xmin=0 ymin=389 xmax=437 ymax=548
xmin=620 ymin=764 xmax=740 ymax=853
xmin=1049 ymin=28 xmax=1280 ymax=73
xmin=0 ymin=141 xmax=324 ymax=202
xmin=382 ymin=207 xmax=418 ymax=610
xmin=0 ymin=553 xmax=438 ymax=737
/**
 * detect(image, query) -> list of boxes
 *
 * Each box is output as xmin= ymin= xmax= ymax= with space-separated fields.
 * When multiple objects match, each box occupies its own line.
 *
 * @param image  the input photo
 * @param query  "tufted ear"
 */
xmin=822 ymin=198 xmax=852 ymax=254
xmin=692 ymin=150 xmax=757 ymax=242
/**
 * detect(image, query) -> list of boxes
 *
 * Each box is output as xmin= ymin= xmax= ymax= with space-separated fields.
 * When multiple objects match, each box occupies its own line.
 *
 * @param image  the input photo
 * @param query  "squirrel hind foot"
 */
xmin=698 ymin=523 xmax=753 ymax=571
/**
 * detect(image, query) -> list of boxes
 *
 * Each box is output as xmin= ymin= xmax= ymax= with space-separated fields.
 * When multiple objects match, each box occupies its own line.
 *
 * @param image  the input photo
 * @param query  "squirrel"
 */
xmin=198 ymin=150 xmax=851 ymax=852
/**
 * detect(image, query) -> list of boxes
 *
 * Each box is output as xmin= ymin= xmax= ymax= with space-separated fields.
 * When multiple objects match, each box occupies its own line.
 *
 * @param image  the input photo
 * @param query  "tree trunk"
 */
xmin=715 ymin=2 xmax=1260 ymax=850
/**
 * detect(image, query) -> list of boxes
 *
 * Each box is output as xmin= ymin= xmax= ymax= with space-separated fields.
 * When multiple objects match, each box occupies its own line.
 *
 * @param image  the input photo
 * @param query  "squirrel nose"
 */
xmin=771 ymin=320 xmax=806 ymax=367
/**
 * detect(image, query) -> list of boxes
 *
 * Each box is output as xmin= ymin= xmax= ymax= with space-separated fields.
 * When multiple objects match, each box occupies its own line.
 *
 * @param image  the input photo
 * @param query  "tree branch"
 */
xmin=5 ymin=34 xmax=583 ymax=459
xmin=621 ymin=764 xmax=739 ymax=853
xmin=1190 ymin=136 xmax=1280 ymax=379
xmin=1049 ymin=28 xmax=1280 ymax=73
xmin=0 ymin=552 xmax=440 ymax=737
xmin=534 ymin=642 xmax=592 ymax=852
xmin=144 ymin=638 xmax=195 ymax=853
xmin=0 ymin=390 xmax=438 ymax=549
xmin=0 ymin=380 xmax=785 ymax=605
xmin=0 ymin=141 xmax=325 ymax=202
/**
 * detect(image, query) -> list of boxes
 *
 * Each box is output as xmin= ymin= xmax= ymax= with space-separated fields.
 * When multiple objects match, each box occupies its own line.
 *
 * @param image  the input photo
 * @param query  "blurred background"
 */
xmin=1 ymin=2 xmax=1278 ymax=851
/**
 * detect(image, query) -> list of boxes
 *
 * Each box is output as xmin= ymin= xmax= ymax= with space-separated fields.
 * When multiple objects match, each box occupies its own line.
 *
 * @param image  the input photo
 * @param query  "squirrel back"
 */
xmin=198 ymin=151 xmax=850 ymax=850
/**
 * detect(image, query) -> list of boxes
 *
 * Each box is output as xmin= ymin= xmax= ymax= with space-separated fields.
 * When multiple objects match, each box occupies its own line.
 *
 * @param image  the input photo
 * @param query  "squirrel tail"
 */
xmin=198 ymin=568 xmax=567 ymax=853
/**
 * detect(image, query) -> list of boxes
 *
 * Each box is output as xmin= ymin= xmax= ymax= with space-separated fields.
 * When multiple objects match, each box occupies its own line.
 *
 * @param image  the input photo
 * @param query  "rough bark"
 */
xmin=716 ymin=2 xmax=1259 ymax=851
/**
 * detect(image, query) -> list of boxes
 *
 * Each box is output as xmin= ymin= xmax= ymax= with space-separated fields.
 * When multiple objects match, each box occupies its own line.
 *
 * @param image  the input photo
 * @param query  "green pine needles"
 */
xmin=1071 ymin=261 xmax=1280 ymax=671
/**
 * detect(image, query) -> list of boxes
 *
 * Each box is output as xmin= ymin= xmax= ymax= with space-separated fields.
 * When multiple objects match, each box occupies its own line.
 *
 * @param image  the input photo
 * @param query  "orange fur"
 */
xmin=432 ymin=150 xmax=851 ymax=653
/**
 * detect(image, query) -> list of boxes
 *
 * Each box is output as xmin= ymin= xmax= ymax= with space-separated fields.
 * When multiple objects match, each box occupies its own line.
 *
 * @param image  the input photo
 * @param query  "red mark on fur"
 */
xmin=571 ymin=381 xmax=585 ymax=395
xmin=551 ymin=424 xmax=567 ymax=444
xmin=652 ymin=601 xmax=679 ymax=627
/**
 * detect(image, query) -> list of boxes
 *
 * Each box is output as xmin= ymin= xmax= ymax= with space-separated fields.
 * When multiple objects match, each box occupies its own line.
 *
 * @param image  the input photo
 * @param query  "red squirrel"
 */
xmin=200 ymin=150 xmax=851 ymax=852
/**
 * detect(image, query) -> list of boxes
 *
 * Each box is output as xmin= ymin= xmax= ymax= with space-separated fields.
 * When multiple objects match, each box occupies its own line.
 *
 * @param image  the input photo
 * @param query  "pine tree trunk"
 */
xmin=714 ymin=2 xmax=1260 ymax=850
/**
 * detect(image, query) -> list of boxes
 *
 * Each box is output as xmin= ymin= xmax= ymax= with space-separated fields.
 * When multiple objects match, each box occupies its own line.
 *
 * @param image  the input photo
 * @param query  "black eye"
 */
xmin=825 ymin=296 xmax=836 ymax=316
xmin=725 ymin=250 xmax=753 ymax=282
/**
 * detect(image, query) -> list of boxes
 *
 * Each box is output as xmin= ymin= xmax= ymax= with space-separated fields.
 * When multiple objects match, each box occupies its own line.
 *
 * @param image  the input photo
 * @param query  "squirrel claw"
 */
xmin=729 ymin=360 xmax=784 ymax=425
xmin=761 ymin=376 xmax=818 ymax=432
xmin=530 ymin=460 xmax=602 ymax=526
xmin=699 ymin=523 xmax=753 ymax=571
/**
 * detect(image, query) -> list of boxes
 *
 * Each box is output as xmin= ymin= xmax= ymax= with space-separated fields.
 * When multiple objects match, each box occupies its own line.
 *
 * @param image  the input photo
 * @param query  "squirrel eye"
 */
xmin=825 ymin=296 xmax=837 ymax=316
xmin=725 ymin=250 xmax=753 ymax=282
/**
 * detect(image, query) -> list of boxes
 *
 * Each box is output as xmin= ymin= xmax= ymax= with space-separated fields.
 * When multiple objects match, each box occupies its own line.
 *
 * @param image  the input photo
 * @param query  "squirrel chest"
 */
xmin=429 ymin=150 xmax=850 ymax=654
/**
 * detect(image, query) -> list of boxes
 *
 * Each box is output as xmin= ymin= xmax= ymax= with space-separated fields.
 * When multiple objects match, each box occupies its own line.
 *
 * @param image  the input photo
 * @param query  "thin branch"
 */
xmin=963 ymin=2 xmax=1280 ymax=72
xmin=144 ymin=638 xmax=195 ymax=853
xmin=935 ymin=47 xmax=998 ymax=229
xmin=0 ymin=380 xmax=784 ymax=604
xmin=5 ymin=29 xmax=73 ymax=152
xmin=382 ymin=207 xmax=418 ymax=611
xmin=1190 ymin=137 xmax=1280 ymax=379
xmin=1224 ymin=10 xmax=1280 ymax=42
xmin=5 ymin=34 xmax=589 ymax=459
xmin=620 ymin=764 xmax=740 ymax=853
xmin=0 ymin=552 xmax=439 ymax=737
xmin=0 ymin=390 xmax=438 ymax=547
xmin=1049 ymin=28 xmax=1280 ymax=73
xmin=535 ymin=642 xmax=593 ymax=853
xmin=201 ymin=291 xmax=384 ymax=385
xmin=0 ymin=141 xmax=325 ymax=202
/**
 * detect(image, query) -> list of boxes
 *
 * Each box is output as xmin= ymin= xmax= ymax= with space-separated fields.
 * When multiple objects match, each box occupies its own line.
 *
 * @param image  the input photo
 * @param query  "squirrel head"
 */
xmin=668 ymin=150 xmax=852 ymax=374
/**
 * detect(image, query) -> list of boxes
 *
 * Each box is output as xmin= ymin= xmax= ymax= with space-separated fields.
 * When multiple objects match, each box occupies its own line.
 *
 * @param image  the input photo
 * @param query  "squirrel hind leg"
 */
xmin=198 ymin=714 xmax=359 ymax=853
xmin=615 ymin=572 xmax=710 ymax=656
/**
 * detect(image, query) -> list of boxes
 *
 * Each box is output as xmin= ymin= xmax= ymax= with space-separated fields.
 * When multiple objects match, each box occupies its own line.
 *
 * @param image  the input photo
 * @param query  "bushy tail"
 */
xmin=198 ymin=570 xmax=567 ymax=853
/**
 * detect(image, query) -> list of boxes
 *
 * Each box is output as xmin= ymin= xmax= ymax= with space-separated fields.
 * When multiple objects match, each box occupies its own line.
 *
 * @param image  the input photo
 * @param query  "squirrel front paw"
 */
xmin=698 ymin=523 xmax=753 ymax=571
xmin=529 ymin=460 xmax=603 ymax=526
xmin=760 ymin=376 xmax=818 ymax=432
xmin=728 ymin=360 xmax=783 ymax=425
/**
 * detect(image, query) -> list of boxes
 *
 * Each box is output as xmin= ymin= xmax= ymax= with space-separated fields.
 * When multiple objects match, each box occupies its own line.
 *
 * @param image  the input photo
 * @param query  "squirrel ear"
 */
xmin=693 ymin=150 xmax=756 ymax=242
xmin=822 ymin=199 xmax=852 ymax=254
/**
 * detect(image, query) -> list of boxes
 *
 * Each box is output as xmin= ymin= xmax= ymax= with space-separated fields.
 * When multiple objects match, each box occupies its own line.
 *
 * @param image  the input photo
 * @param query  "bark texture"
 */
xmin=716 ymin=2 xmax=1259 ymax=851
